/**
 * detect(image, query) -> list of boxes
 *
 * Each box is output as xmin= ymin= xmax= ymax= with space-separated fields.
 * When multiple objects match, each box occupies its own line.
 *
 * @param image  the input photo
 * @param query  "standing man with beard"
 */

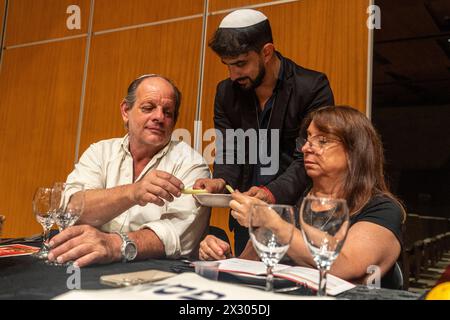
xmin=194 ymin=9 xmax=334 ymax=256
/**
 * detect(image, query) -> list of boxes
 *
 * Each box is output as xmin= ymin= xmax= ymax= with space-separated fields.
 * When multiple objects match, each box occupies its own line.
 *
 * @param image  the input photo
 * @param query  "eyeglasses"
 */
xmin=296 ymin=135 xmax=341 ymax=155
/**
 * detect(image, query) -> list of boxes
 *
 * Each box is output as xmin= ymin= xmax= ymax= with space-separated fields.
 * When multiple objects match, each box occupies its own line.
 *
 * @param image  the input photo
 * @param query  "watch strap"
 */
xmin=113 ymin=232 xmax=137 ymax=262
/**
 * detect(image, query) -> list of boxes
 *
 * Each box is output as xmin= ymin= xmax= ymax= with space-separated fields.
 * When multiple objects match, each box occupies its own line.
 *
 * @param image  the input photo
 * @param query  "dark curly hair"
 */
xmin=209 ymin=20 xmax=273 ymax=57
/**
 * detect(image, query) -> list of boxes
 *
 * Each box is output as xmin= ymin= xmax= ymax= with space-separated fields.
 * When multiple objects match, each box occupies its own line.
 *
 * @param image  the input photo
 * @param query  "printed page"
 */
xmin=274 ymin=266 xmax=355 ymax=296
xmin=217 ymin=258 xmax=291 ymax=275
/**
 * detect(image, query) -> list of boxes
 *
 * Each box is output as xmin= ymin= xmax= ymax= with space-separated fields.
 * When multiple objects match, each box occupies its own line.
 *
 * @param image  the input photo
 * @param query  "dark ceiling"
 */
xmin=373 ymin=0 xmax=450 ymax=108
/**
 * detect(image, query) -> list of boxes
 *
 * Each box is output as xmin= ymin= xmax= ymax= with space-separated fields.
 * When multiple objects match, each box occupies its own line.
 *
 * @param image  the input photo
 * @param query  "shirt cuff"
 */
xmin=139 ymin=220 xmax=181 ymax=258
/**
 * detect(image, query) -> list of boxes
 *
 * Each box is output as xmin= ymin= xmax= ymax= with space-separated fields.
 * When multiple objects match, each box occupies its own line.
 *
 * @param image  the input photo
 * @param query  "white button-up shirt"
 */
xmin=66 ymin=135 xmax=211 ymax=258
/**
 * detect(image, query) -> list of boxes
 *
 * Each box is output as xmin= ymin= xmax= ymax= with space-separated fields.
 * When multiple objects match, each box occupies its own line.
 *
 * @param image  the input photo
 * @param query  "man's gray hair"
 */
xmin=124 ymin=74 xmax=182 ymax=122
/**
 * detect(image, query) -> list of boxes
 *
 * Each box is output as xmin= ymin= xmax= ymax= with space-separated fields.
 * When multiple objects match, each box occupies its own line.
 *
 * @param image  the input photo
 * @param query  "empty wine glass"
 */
xmin=249 ymin=204 xmax=295 ymax=291
xmin=299 ymin=196 xmax=349 ymax=296
xmin=32 ymin=187 xmax=55 ymax=259
xmin=50 ymin=182 xmax=85 ymax=266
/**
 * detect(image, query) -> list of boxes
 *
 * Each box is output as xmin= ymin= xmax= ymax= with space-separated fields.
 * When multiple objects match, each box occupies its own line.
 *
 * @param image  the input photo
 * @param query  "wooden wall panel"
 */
xmin=93 ymin=0 xmax=204 ymax=32
xmin=79 ymin=18 xmax=203 ymax=156
xmin=209 ymin=0 xmax=271 ymax=12
xmin=0 ymin=39 xmax=86 ymax=238
xmin=0 ymin=0 xmax=5 ymax=40
xmin=0 ymin=0 xmax=370 ymax=244
xmin=5 ymin=0 xmax=90 ymax=46
xmin=202 ymin=0 xmax=370 ymax=244
xmin=270 ymin=0 xmax=369 ymax=111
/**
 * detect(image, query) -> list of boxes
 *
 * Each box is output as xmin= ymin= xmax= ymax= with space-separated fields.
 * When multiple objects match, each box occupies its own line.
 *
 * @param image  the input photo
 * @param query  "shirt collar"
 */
xmin=120 ymin=134 xmax=172 ymax=160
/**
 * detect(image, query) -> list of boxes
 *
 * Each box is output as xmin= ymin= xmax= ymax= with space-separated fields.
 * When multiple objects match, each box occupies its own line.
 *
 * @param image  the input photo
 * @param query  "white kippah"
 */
xmin=219 ymin=9 xmax=268 ymax=29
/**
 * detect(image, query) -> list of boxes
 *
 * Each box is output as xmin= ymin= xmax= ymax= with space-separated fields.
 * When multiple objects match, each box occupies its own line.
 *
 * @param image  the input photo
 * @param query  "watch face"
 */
xmin=124 ymin=242 xmax=137 ymax=260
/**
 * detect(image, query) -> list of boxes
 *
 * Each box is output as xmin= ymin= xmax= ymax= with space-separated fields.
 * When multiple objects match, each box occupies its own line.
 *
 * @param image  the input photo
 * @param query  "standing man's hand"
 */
xmin=244 ymin=186 xmax=276 ymax=204
xmin=193 ymin=178 xmax=226 ymax=193
xmin=131 ymin=170 xmax=184 ymax=207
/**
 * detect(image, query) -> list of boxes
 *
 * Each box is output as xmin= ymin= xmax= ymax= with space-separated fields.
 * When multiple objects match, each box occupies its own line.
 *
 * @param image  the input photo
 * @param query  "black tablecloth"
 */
xmin=0 ymin=243 xmax=421 ymax=300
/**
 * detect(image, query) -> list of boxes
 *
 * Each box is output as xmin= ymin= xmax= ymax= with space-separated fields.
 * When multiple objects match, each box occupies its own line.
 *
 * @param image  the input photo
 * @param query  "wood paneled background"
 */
xmin=0 ymin=39 xmax=86 ymax=237
xmin=0 ymin=0 xmax=5 ymax=40
xmin=4 ymin=0 xmax=90 ymax=46
xmin=0 ymin=0 xmax=371 ymax=249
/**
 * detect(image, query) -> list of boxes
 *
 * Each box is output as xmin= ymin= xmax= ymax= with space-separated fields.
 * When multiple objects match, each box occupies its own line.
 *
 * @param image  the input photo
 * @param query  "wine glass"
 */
xmin=50 ymin=182 xmax=85 ymax=266
xmin=32 ymin=187 xmax=55 ymax=259
xmin=299 ymin=196 xmax=349 ymax=296
xmin=248 ymin=204 xmax=295 ymax=291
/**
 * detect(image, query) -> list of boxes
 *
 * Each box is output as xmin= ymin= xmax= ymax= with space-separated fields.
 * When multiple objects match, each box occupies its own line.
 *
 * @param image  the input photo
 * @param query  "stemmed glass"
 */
xmin=299 ymin=196 xmax=349 ymax=296
xmin=50 ymin=182 xmax=85 ymax=266
xmin=248 ymin=204 xmax=295 ymax=291
xmin=32 ymin=187 xmax=55 ymax=259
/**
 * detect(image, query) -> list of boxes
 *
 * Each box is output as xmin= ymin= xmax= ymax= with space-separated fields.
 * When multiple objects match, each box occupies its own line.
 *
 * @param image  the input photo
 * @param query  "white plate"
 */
xmin=193 ymin=193 xmax=232 ymax=208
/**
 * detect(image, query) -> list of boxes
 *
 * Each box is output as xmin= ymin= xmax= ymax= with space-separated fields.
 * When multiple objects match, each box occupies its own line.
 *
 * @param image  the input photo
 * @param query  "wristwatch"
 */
xmin=114 ymin=232 xmax=138 ymax=262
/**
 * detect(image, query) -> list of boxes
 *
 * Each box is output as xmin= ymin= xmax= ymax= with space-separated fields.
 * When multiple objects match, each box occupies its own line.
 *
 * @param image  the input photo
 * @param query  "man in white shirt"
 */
xmin=47 ymin=74 xmax=211 ymax=267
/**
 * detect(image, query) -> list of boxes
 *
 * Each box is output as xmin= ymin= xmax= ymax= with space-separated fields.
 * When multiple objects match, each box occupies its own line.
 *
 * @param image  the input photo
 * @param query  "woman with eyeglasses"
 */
xmin=199 ymin=106 xmax=405 ymax=288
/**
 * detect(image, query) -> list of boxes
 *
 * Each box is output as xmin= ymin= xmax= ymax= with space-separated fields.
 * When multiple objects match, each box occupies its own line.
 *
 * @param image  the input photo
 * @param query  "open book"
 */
xmin=217 ymin=258 xmax=355 ymax=296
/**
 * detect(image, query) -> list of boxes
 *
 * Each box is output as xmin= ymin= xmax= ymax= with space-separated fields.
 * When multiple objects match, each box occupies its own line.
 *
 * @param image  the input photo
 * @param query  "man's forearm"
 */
xmin=77 ymin=184 xmax=136 ymax=227
xmin=129 ymin=228 xmax=165 ymax=260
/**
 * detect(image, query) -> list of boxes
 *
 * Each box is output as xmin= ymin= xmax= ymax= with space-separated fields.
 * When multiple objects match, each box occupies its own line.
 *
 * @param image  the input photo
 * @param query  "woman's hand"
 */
xmin=229 ymin=191 xmax=267 ymax=227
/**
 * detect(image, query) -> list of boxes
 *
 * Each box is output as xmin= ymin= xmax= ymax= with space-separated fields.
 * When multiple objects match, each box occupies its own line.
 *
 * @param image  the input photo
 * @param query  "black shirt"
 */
xmin=250 ymin=61 xmax=284 ymax=187
xmin=212 ymin=53 xmax=335 ymax=255
xmin=296 ymin=193 xmax=404 ymax=289
xmin=350 ymin=195 xmax=403 ymax=246
xmin=351 ymin=195 xmax=404 ymax=289
xmin=296 ymin=193 xmax=403 ymax=244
